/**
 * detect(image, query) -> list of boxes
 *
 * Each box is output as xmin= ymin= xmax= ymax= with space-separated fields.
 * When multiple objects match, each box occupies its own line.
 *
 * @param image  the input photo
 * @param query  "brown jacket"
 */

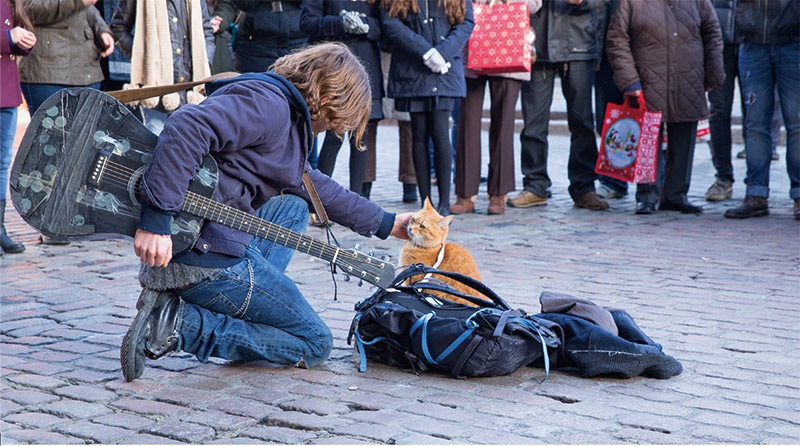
xmin=605 ymin=0 xmax=724 ymax=122
xmin=19 ymin=0 xmax=110 ymax=86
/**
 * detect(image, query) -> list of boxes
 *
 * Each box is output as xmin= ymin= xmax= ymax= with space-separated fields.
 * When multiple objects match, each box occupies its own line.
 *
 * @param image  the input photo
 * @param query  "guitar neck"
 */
xmin=182 ymin=191 xmax=338 ymax=263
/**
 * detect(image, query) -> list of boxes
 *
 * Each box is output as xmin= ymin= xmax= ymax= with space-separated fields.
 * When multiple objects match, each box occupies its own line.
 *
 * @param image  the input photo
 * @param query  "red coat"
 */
xmin=0 ymin=0 xmax=31 ymax=108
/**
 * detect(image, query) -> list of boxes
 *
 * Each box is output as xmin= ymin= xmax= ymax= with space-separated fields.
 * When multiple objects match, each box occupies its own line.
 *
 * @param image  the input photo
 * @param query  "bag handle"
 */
xmin=625 ymin=92 xmax=649 ymax=111
xmin=393 ymin=264 xmax=512 ymax=310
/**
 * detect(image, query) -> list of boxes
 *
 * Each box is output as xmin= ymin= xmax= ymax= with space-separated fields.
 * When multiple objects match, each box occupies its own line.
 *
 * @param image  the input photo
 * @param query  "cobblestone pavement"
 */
xmin=2 ymin=113 xmax=799 ymax=444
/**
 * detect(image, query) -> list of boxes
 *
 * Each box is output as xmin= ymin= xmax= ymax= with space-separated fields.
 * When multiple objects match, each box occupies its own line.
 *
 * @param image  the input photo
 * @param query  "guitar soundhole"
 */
xmin=128 ymin=165 xmax=148 ymax=205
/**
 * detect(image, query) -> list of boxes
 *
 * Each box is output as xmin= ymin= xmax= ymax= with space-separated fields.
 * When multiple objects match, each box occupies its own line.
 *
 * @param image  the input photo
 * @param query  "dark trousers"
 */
xmin=455 ymin=76 xmax=520 ymax=198
xmin=708 ymin=44 xmax=743 ymax=183
xmin=520 ymin=61 xmax=598 ymax=200
xmin=636 ymin=121 xmax=699 ymax=205
xmin=397 ymin=120 xmax=416 ymax=184
xmin=411 ymin=110 xmax=452 ymax=208
xmin=317 ymin=120 xmax=377 ymax=195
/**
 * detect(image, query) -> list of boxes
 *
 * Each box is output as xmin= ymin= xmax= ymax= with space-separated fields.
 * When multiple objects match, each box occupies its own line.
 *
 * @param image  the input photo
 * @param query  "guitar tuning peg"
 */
xmin=357 ymin=280 xmax=363 ymax=287
xmin=343 ymin=275 xmax=351 ymax=282
xmin=354 ymin=243 xmax=361 ymax=251
xmin=368 ymin=250 xmax=374 ymax=256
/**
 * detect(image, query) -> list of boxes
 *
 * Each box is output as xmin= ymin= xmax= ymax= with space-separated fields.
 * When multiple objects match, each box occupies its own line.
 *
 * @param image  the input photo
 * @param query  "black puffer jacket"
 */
xmin=735 ymin=0 xmax=800 ymax=44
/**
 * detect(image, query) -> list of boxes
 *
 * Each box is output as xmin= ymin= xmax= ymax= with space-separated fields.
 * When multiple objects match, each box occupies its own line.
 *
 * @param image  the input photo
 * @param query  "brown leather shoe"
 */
xmin=574 ymin=191 xmax=609 ymax=210
xmin=450 ymin=196 xmax=475 ymax=214
xmin=487 ymin=195 xmax=506 ymax=215
xmin=724 ymin=196 xmax=769 ymax=218
xmin=507 ymin=190 xmax=547 ymax=208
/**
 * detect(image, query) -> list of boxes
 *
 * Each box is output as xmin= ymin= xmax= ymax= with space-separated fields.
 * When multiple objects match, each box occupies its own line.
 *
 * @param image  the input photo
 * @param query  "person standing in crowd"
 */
xmin=725 ymin=0 xmax=799 ymax=220
xmin=19 ymin=0 xmax=114 ymax=245
xmin=207 ymin=0 xmax=237 ymax=74
xmin=606 ymin=0 xmax=724 ymax=215
xmin=233 ymin=0 xmax=306 ymax=73
xmin=111 ymin=0 xmax=215 ymax=130
xmin=300 ymin=0 xmax=383 ymax=199
xmin=0 ymin=0 xmax=35 ymax=256
xmin=704 ymin=0 xmax=741 ymax=203
xmin=508 ymin=0 xmax=609 ymax=211
xmin=451 ymin=0 xmax=541 ymax=215
xmin=121 ymin=43 xmax=413 ymax=381
xmin=381 ymin=0 xmax=474 ymax=216
xmin=381 ymin=50 xmax=419 ymax=204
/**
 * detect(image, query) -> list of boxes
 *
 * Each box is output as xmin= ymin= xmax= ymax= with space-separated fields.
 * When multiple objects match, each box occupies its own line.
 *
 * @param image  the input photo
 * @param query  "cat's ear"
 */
xmin=423 ymin=197 xmax=435 ymax=211
xmin=440 ymin=215 xmax=454 ymax=228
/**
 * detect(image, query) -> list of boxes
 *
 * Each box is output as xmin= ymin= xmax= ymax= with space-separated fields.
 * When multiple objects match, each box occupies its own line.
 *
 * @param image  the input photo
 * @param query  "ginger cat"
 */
xmin=400 ymin=198 xmax=488 ymax=306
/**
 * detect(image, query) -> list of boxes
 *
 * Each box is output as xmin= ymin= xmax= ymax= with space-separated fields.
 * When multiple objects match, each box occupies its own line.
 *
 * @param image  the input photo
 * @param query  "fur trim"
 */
xmin=187 ymin=90 xmax=205 ymax=105
xmin=162 ymin=92 xmax=180 ymax=111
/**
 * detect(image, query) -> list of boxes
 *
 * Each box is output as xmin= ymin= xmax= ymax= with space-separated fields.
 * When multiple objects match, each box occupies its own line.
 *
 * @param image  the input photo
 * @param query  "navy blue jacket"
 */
xmin=381 ymin=0 xmax=474 ymax=100
xmin=138 ymin=73 xmax=395 ymax=266
xmin=300 ymin=0 xmax=384 ymax=120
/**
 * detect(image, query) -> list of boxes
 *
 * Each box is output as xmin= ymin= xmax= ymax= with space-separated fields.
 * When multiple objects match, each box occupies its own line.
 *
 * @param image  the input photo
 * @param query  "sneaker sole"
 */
xmin=120 ymin=289 xmax=159 ymax=382
xmin=507 ymin=200 xmax=547 ymax=208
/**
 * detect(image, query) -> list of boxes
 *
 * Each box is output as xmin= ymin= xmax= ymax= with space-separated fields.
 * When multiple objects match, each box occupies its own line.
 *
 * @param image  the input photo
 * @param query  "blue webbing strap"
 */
xmin=512 ymin=316 xmax=551 ymax=383
xmin=354 ymin=332 xmax=401 ymax=372
xmin=410 ymin=313 xmax=477 ymax=365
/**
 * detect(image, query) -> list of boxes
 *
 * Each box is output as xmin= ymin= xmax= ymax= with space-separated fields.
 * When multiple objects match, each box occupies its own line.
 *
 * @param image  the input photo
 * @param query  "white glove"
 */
xmin=423 ymin=48 xmax=449 ymax=74
xmin=341 ymin=10 xmax=369 ymax=34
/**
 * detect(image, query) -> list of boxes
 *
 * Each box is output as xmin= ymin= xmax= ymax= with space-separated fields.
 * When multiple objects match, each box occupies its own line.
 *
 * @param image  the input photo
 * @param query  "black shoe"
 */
xmin=725 ymin=196 xmax=769 ymax=219
xmin=40 ymin=234 xmax=70 ymax=245
xmin=659 ymin=201 xmax=703 ymax=214
xmin=361 ymin=182 xmax=372 ymax=200
xmin=121 ymin=289 xmax=180 ymax=382
xmin=437 ymin=203 xmax=451 ymax=217
xmin=0 ymin=228 xmax=25 ymax=255
xmin=402 ymin=184 xmax=418 ymax=203
xmin=635 ymin=202 xmax=656 ymax=215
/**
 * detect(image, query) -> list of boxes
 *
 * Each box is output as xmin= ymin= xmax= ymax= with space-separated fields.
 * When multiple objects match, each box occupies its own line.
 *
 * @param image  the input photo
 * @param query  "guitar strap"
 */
xmin=302 ymin=172 xmax=330 ymax=225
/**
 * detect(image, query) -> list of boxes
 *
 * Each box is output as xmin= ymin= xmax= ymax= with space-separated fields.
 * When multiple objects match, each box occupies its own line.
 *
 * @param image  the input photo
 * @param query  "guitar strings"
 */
xmin=92 ymin=157 xmax=380 ymax=276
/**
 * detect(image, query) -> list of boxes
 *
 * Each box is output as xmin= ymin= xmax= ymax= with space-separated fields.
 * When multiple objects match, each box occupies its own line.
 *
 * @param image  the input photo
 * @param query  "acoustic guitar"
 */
xmin=10 ymin=88 xmax=395 ymax=289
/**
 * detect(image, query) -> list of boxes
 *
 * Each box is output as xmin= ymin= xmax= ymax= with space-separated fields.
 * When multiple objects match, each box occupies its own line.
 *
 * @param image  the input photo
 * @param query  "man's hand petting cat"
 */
xmin=391 ymin=213 xmax=413 ymax=240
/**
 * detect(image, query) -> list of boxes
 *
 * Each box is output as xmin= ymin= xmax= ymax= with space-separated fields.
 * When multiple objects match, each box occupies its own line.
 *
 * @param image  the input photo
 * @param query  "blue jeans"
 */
xmin=739 ymin=42 xmax=800 ymax=199
xmin=176 ymin=194 xmax=333 ymax=367
xmin=0 ymin=107 xmax=18 ymax=200
xmin=520 ymin=61 xmax=598 ymax=200
xmin=20 ymin=82 xmax=101 ymax=114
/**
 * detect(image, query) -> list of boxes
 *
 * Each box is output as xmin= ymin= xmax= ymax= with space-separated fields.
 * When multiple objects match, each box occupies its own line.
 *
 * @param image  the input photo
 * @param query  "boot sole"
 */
xmin=120 ymin=289 xmax=159 ymax=382
xmin=725 ymin=209 xmax=769 ymax=219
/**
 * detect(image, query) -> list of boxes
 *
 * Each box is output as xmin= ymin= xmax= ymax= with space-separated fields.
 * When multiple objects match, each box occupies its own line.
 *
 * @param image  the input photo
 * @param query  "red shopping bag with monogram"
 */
xmin=467 ymin=1 xmax=532 ymax=74
xmin=595 ymin=94 xmax=662 ymax=183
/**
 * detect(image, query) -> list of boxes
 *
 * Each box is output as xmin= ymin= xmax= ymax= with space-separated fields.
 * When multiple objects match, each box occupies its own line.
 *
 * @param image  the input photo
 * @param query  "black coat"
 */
xmin=233 ymin=0 xmax=307 ymax=72
xmin=300 ymin=0 xmax=384 ymax=120
xmin=381 ymin=0 xmax=474 ymax=100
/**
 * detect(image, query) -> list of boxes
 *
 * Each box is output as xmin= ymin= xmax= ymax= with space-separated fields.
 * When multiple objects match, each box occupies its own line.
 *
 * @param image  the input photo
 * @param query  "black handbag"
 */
xmin=348 ymin=264 xmax=562 ymax=379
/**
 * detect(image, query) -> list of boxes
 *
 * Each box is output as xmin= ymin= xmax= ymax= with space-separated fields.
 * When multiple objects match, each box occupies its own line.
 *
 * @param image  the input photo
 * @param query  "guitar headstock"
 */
xmin=334 ymin=249 xmax=396 ymax=290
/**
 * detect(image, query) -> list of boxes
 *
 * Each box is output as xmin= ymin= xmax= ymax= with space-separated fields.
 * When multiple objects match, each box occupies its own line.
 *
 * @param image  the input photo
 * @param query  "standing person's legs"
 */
xmin=659 ymin=121 xmax=700 ymax=210
xmin=346 ymin=130 xmax=368 ymax=196
xmin=560 ymin=61 xmax=601 ymax=202
xmin=511 ymin=64 xmax=555 ymax=206
xmin=361 ymin=120 xmax=378 ymax=199
xmin=410 ymin=112 xmax=433 ymax=205
xmin=708 ymin=44 xmax=738 ymax=187
xmin=397 ymin=120 xmax=417 ymax=202
xmin=774 ymin=42 xmax=800 ymax=207
xmin=317 ymin=131 xmax=344 ymax=179
xmin=0 ymin=107 xmax=17 ymax=201
xmin=487 ymin=76 xmax=520 ymax=198
xmin=595 ymin=56 xmax=629 ymax=197
xmin=725 ymin=43 xmax=775 ymax=218
xmin=454 ymin=76 xmax=486 ymax=201
xmin=429 ymin=109 xmax=453 ymax=214
xmin=740 ymin=43 xmax=775 ymax=199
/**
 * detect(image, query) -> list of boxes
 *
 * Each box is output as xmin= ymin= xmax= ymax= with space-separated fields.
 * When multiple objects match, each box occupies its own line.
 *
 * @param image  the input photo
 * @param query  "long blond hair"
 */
xmin=271 ymin=43 xmax=371 ymax=149
xmin=383 ymin=0 xmax=466 ymax=25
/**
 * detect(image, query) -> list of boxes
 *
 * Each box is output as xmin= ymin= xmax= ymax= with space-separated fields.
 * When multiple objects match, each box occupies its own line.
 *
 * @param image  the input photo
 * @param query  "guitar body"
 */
xmin=10 ymin=88 xmax=216 ymax=254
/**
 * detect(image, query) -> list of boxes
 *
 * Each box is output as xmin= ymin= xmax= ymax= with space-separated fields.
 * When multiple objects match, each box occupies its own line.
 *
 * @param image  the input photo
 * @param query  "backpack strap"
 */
xmin=397 ymin=264 xmax=512 ymax=310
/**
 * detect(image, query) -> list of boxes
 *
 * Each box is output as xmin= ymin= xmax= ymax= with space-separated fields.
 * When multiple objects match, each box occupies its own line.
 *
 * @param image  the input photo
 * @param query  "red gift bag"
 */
xmin=467 ymin=1 xmax=532 ymax=74
xmin=595 ymin=94 xmax=662 ymax=183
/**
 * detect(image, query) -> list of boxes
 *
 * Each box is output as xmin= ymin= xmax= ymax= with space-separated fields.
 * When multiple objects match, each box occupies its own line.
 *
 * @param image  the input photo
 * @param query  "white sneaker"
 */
xmin=596 ymin=183 xmax=626 ymax=199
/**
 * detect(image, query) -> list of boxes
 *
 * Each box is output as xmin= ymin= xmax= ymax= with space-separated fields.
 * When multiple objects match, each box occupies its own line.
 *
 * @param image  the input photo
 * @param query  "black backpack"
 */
xmin=347 ymin=265 xmax=562 ymax=379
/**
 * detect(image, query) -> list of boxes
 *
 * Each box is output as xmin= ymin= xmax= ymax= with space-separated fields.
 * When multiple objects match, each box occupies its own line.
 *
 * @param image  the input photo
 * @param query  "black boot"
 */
xmin=0 ymin=199 xmax=25 ymax=255
xmin=120 ymin=289 xmax=181 ymax=382
xmin=361 ymin=182 xmax=372 ymax=200
xmin=402 ymin=184 xmax=418 ymax=203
